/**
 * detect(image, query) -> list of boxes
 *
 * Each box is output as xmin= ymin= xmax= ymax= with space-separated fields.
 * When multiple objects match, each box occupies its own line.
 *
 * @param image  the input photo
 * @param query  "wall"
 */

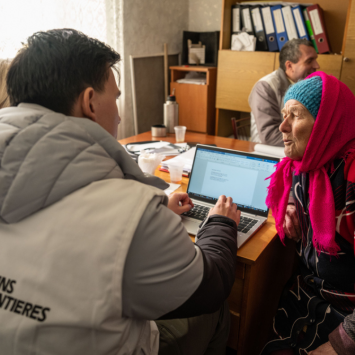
xmin=188 ymin=0 xmax=222 ymax=32
xmin=119 ymin=0 xmax=221 ymax=139
xmin=119 ymin=0 xmax=189 ymax=138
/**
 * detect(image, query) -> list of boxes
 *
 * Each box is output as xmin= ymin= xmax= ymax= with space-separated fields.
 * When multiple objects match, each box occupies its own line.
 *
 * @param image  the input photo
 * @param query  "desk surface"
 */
xmin=119 ymin=131 xmax=278 ymax=266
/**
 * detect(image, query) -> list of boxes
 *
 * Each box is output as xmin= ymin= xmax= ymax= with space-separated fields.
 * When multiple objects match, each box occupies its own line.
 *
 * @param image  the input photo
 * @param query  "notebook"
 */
xmin=181 ymin=144 xmax=279 ymax=248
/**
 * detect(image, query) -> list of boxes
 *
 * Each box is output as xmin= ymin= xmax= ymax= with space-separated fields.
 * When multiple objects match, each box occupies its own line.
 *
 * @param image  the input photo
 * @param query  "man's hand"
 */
xmin=168 ymin=192 xmax=194 ymax=215
xmin=308 ymin=341 xmax=337 ymax=355
xmin=283 ymin=204 xmax=301 ymax=242
xmin=208 ymin=195 xmax=241 ymax=226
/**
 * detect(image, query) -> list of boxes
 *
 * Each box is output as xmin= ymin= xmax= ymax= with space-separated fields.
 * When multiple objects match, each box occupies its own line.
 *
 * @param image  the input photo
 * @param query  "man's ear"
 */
xmin=81 ymin=87 xmax=97 ymax=122
xmin=285 ymin=60 xmax=293 ymax=74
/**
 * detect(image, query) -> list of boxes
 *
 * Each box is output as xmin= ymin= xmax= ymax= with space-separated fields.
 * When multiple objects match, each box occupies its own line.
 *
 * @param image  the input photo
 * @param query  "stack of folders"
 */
xmin=231 ymin=2 xmax=330 ymax=53
xmin=160 ymin=147 xmax=196 ymax=177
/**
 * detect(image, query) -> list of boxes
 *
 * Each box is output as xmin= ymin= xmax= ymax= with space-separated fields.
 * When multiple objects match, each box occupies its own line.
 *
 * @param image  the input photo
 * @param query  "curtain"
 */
xmin=0 ymin=0 xmax=126 ymax=139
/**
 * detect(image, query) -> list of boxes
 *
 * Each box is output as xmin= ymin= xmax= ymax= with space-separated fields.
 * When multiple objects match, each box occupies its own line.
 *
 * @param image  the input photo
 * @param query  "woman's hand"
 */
xmin=168 ymin=192 xmax=194 ymax=215
xmin=308 ymin=341 xmax=337 ymax=355
xmin=283 ymin=204 xmax=302 ymax=242
xmin=208 ymin=195 xmax=241 ymax=226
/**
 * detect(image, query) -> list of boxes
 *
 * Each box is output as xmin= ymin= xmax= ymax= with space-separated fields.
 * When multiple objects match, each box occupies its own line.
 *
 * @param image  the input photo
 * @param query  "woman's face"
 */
xmin=280 ymin=100 xmax=315 ymax=160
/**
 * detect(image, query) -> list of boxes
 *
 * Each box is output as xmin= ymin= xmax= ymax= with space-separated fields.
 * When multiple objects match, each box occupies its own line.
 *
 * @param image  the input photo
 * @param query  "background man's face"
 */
xmin=288 ymin=45 xmax=320 ymax=82
xmin=94 ymin=69 xmax=121 ymax=138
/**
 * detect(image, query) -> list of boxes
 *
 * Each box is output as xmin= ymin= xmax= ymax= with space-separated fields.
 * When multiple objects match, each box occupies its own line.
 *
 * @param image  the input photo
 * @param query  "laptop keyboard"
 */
xmin=182 ymin=205 xmax=259 ymax=233
xmin=238 ymin=216 xmax=258 ymax=233
xmin=182 ymin=204 xmax=210 ymax=220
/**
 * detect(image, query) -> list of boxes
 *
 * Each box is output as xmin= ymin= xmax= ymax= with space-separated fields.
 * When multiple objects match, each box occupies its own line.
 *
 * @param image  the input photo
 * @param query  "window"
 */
xmin=0 ymin=0 xmax=107 ymax=59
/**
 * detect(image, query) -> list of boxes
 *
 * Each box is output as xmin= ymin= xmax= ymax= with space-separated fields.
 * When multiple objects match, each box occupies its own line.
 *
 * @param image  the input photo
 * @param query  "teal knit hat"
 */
xmin=284 ymin=76 xmax=323 ymax=119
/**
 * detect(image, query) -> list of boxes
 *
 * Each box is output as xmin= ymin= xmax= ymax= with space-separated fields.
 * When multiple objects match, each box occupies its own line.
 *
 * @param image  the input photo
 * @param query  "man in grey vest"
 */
xmin=0 ymin=29 xmax=241 ymax=354
xmin=249 ymin=39 xmax=320 ymax=146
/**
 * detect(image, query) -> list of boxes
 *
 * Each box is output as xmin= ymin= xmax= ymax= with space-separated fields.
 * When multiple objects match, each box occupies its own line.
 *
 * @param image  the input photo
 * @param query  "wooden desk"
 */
xmin=119 ymin=131 xmax=295 ymax=355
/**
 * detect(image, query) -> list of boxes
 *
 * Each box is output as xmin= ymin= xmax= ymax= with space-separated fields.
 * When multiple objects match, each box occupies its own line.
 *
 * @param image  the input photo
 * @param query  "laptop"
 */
xmin=181 ymin=144 xmax=279 ymax=248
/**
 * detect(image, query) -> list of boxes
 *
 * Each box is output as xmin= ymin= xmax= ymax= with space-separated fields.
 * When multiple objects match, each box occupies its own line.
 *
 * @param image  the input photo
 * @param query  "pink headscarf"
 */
xmin=266 ymin=71 xmax=355 ymax=255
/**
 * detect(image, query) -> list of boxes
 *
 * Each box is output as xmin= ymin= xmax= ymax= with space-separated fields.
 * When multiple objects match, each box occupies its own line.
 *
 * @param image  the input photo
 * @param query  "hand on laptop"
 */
xmin=208 ymin=195 xmax=241 ymax=225
xmin=168 ymin=192 xmax=194 ymax=215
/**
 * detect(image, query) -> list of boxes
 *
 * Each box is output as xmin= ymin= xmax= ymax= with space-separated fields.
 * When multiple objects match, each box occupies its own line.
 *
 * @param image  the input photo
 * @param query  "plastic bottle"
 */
xmin=164 ymin=89 xmax=179 ymax=134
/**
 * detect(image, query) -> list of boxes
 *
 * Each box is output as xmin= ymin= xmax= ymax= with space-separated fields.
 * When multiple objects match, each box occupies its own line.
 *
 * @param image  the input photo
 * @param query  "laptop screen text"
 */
xmin=187 ymin=147 xmax=277 ymax=216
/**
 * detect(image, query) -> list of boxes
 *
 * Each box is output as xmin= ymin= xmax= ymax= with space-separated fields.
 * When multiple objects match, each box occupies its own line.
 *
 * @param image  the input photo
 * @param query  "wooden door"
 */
xmin=171 ymin=82 xmax=208 ymax=133
xmin=341 ymin=0 xmax=355 ymax=92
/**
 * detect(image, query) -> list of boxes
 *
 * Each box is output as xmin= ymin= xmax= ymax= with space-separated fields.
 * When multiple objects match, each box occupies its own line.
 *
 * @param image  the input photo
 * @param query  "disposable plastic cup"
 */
xmin=167 ymin=160 xmax=185 ymax=184
xmin=138 ymin=153 xmax=164 ymax=175
xmin=174 ymin=126 xmax=186 ymax=143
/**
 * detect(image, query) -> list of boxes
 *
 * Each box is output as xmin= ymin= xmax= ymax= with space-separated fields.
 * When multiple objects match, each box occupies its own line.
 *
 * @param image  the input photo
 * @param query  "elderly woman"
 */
xmin=262 ymin=72 xmax=355 ymax=355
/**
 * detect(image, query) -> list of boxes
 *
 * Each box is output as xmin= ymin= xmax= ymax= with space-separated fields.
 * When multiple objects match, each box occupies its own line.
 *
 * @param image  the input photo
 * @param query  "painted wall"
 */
xmin=119 ymin=0 xmax=222 ymax=139
xmin=188 ymin=0 xmax=222 ymax=32
xmin=120 ymin=0 xmax=189 ymax=138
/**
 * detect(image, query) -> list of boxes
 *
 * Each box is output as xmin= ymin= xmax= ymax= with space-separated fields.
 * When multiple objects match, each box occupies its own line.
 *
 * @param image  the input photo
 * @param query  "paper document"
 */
xmin=176 ymin=72 xmax=206 ymax=85
xmin=231 ymin=33 xmax=256 ymax=51
xmin=125 ymin=142 xmax=187 ymax=156
xmin=253 ymin=144 xmax=285 ymax=158
xmin=161 ymin=147 xmax=196 ymax=175
xmin=164 ymin=183 xmax=181 ymax=196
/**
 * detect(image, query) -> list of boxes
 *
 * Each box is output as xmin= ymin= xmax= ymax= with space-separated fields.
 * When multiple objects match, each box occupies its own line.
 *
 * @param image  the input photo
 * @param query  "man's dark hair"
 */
xmin=279 ymin=39 xmax=314 ymax=72
xmin=7 ymin=29 xmax=120 ymax=115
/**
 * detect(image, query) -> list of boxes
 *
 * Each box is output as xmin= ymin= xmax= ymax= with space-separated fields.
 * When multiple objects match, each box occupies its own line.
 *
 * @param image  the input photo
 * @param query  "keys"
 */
xmin=183 ymin=206 xmax=259 ymax=232
xmin=237 ymin=216 xmax=258 ymax=233
xmin=182 ymin=204 xmax=210 ymax=221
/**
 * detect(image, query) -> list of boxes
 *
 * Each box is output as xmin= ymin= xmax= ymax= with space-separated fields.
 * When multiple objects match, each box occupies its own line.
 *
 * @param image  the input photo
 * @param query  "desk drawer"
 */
xmin=228 ymin=276 xmax=244 ymax=315
xmin=235 ymin=261 xmax=245 ymax=279
xmin=227 ymin=310 xmax=241 ymax=350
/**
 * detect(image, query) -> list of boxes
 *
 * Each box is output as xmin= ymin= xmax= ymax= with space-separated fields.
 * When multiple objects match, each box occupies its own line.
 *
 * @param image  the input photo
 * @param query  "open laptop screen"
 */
xmin=186 ymin=145 xmax=279 ymax=217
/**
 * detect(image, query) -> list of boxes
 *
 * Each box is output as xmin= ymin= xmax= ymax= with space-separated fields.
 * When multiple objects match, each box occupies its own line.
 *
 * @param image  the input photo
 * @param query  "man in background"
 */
xmin=249 ymin=38 xmax=320 ymax=146
xmin=0 ymin=29 xmax=240 ymax=354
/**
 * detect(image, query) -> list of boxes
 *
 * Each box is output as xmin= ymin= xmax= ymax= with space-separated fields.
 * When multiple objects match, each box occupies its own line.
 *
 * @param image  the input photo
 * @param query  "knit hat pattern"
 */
xmin=284 ymin=76 xmax=323 ymax=119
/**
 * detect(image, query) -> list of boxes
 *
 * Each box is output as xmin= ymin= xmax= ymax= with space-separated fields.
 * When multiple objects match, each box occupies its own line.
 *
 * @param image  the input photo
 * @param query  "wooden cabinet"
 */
xmin=216 ymin=0 xmax=355 ymax=136
xmin=216 ymin=51 xmax=276 ymax=112
xmin=340 ymin=0 xmax=355 ymax=88
xmin=170 ymin=66 xmax=217 ymax=135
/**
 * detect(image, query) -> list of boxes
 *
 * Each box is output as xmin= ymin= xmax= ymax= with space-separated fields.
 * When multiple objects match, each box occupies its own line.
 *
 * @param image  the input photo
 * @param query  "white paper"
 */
xmin=262 ymin=7 xmax=275 ymax=35
xmin=309 ymin=9 xmax=323 ymax=35
xmin=282 ymin=6 xmax=298 ymax=40
xmin=293 ymin=8 xmax=306 ymax=38
xmin=231 ymin=35 xmax=244 ymax=51
xmin=233 ymin=8 xmax=240 ymax=32
xmin=164 ymin=183 xmax=181 ymax=196
xmin=176 ymin=78 xmax=206 ymax=85
xmin=273 ymin=9 xmax=285 ymax=34
xmin=161 ymin=147 xmax=196 ymax=173
xmin=239 ymin=32 xmax=252 ymax=47
xmin=242 ymin=8 xmax=253 ymax=32
xmin=251 ymin=8 xmax=263 ymax=33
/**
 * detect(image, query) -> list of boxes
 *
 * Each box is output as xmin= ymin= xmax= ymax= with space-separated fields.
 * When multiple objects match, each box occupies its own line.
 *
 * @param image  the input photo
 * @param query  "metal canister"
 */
xmin=151 ymin=124 xmax=166 ymax=137
xmin=164 ymin=93 xmax=179 ymax=134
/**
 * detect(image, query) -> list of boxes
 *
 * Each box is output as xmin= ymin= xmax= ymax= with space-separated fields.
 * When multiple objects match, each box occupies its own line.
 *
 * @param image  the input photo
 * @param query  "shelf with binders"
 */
xmin=215 ymin=0 xmax=355 ymax=137
xmin=225 ymin=0 xmax=348 ymax=54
